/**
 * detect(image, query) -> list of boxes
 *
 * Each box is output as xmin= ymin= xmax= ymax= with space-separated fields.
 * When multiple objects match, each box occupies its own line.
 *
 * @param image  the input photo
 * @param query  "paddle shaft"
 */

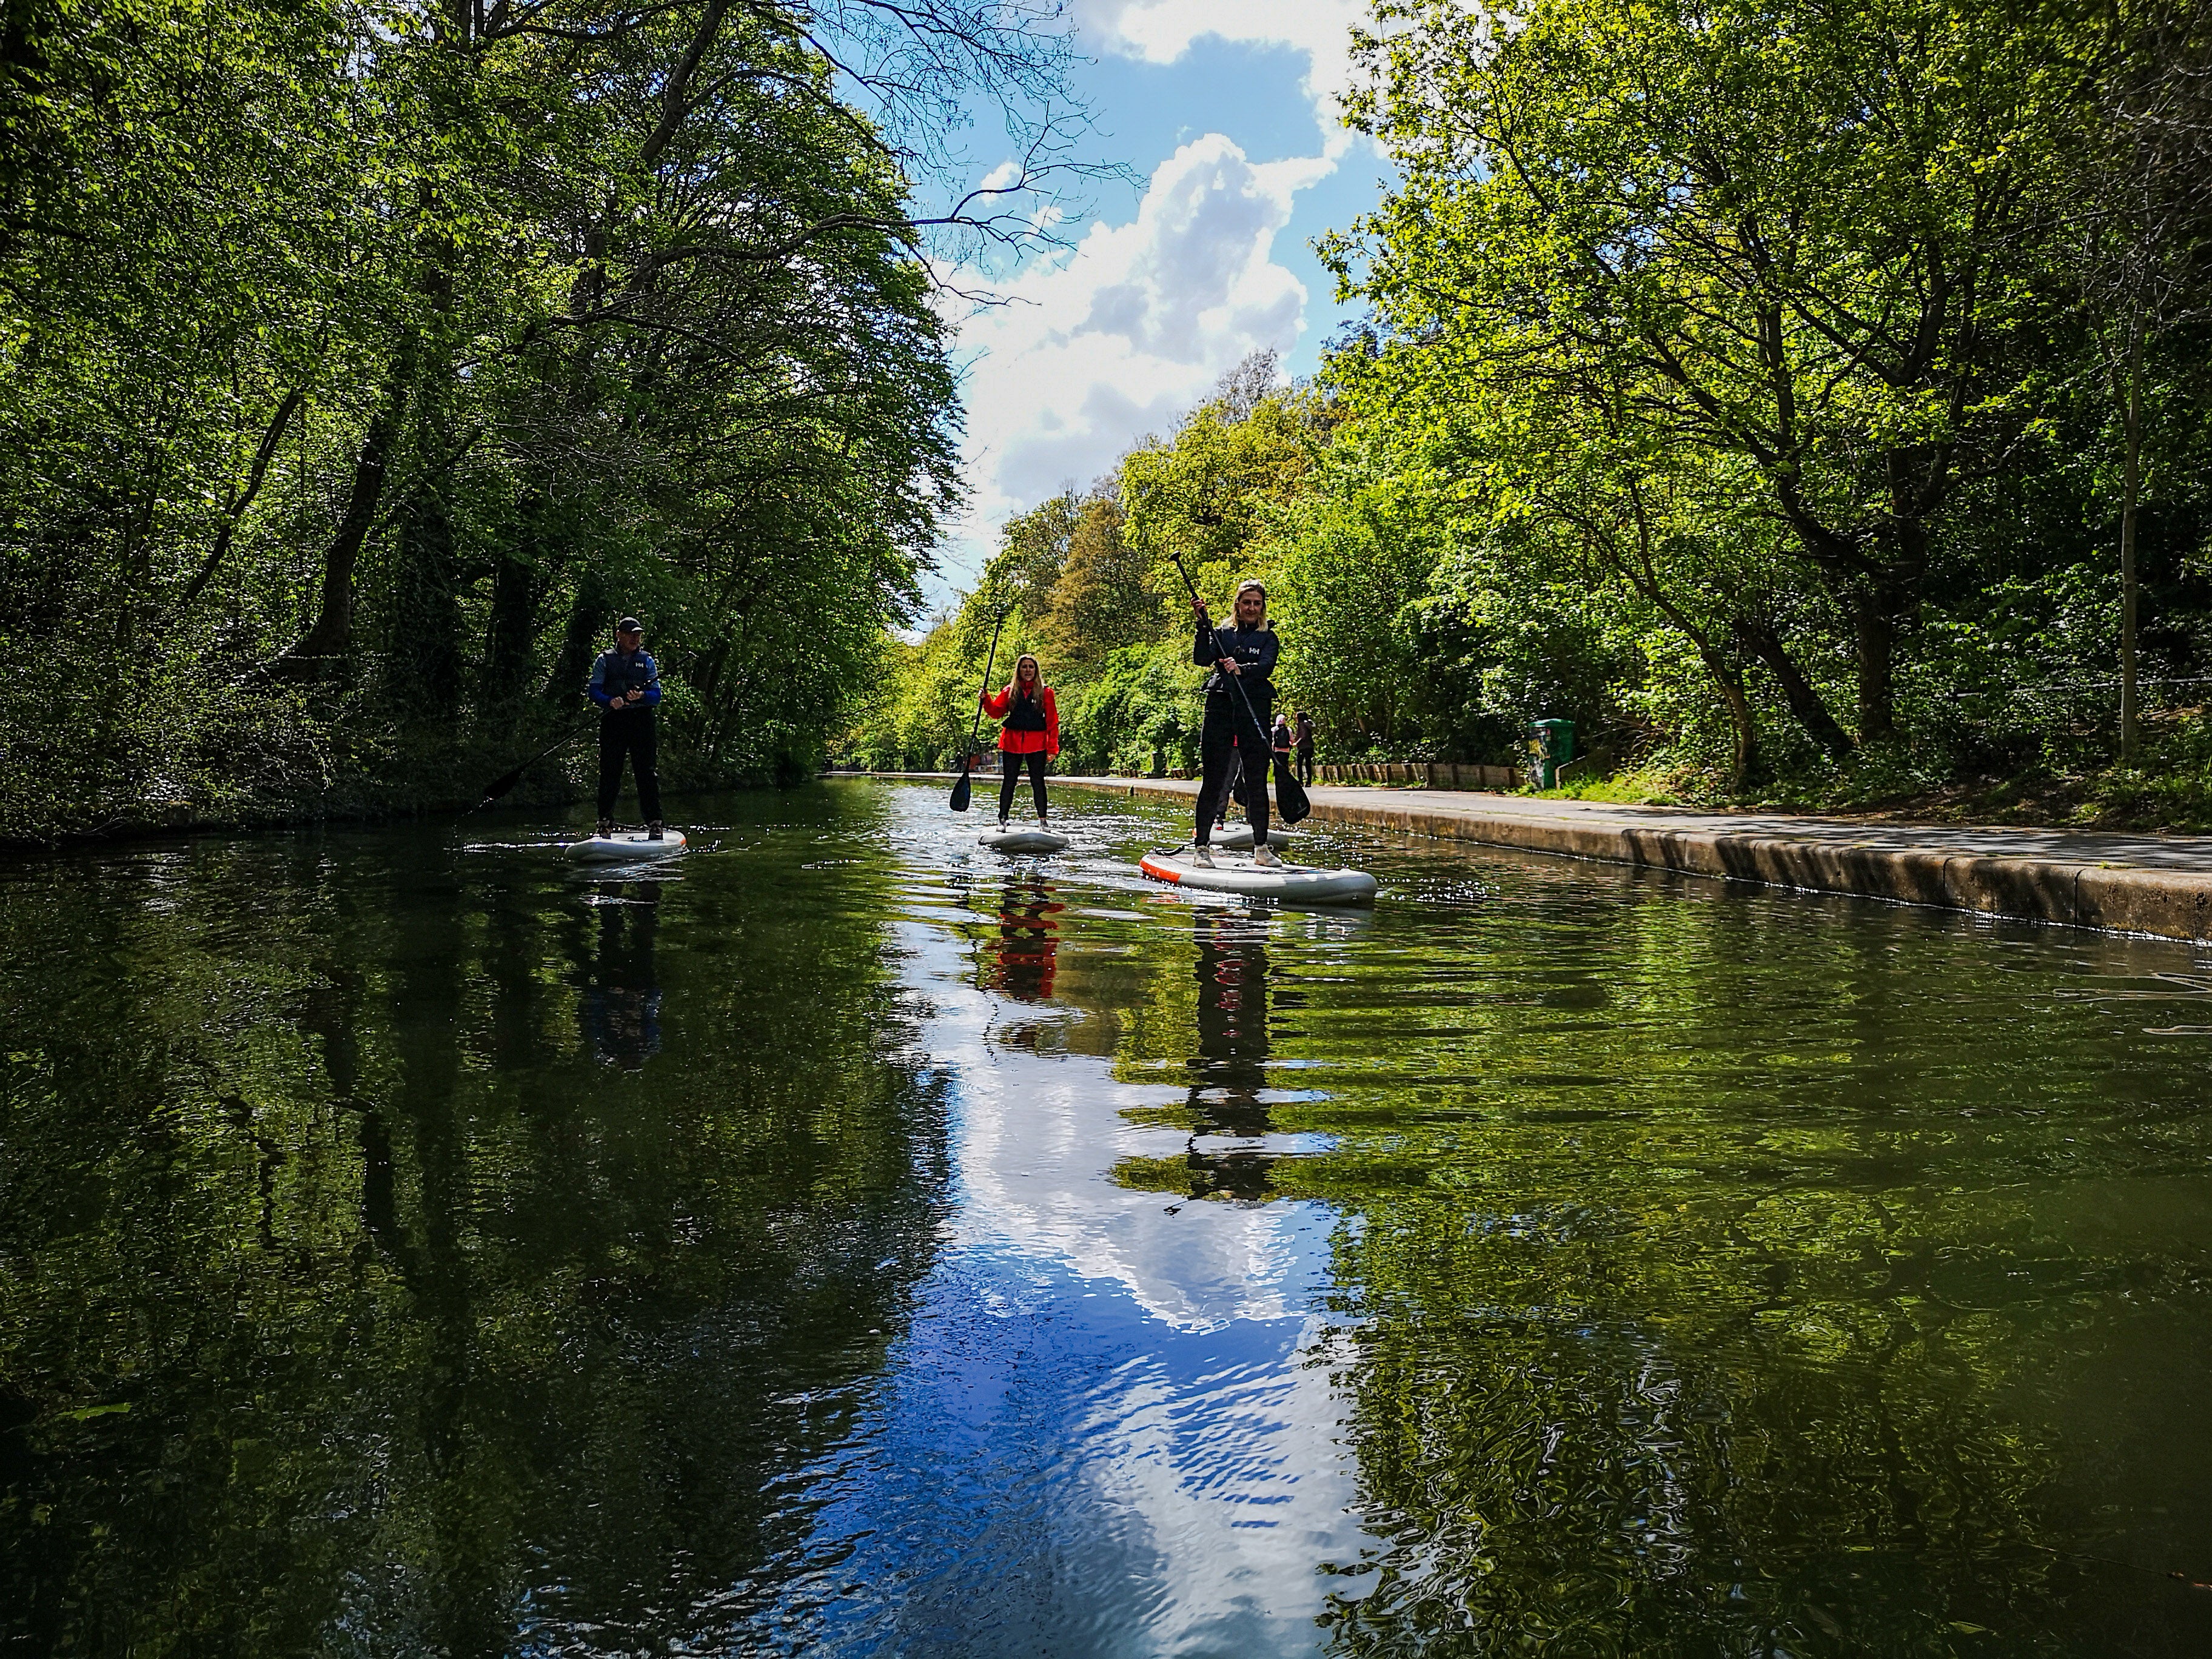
xmin=474 ymin=721 xmax=592 ymax=810
xmin=950 ymin=609 xmax=1009 ymax=811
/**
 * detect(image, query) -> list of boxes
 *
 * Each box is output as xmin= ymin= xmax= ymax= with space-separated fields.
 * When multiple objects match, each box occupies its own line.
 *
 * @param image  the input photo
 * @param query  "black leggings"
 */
xmin=597 ymin=713 xmax=661 ymax=822
xmin=1194 ymin=697 xmax=1267 ymax=848
xmin=999 ymin=749 xmax=1048 ymax=819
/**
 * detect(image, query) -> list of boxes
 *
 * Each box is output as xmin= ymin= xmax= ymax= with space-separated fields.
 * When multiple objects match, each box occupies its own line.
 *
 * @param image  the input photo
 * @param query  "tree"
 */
xmin=0 ymin=0 xmax=1096 ymax=834
xmin=1041 ymin=494 xmax=1164 ymax=666
xmin=1120 ymin=376 xmax=1324 ymax=599
xmin=2074 ymin=3 xmax=2212 ymax=759
xmin=1333 ymin=0 xmax=2088 ymax=745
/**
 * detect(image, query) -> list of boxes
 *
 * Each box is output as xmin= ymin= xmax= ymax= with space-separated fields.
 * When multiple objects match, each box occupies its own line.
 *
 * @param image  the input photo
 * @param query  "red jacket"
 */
xmin=982 ymin=682 xmax=1059 ymax=755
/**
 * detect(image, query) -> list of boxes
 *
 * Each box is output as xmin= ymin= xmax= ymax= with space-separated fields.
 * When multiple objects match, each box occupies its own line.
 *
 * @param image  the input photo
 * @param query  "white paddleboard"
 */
xmin=1211 ymin=822 xmax=1304 ymax=851
xmin=568 ymin=830 xmax=687 ymax=862
xmin=1139 ymin=847 xmax=1376 ymax=905
xmin=979 ymin=826 xmax=1069 ymax=854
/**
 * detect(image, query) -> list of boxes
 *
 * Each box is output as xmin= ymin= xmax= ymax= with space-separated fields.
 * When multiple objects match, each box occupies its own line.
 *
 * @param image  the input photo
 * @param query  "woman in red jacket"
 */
xmin=980 ymin=652 xmax=1059 ymax=827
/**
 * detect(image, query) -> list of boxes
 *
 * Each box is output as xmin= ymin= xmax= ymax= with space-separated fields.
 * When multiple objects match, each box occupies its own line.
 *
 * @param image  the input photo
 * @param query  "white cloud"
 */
xmin=943 ymin=135 xmax=1322 ymax=589
xmin=1073 ymin=0 xmax=1367 ymax=155
xmin=922 ymin=2 xmax=1374 ymax=606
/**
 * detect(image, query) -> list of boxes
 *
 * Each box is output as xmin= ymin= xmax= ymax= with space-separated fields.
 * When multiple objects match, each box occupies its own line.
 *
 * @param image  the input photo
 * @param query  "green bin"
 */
xmin=1527 ymin=718 xmax=1575 ymax=789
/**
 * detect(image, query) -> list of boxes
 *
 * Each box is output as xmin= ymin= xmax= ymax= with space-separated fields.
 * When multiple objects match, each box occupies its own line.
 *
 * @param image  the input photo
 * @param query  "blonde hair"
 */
xmin=1233 ymin=578 xmax=1267 ymax=605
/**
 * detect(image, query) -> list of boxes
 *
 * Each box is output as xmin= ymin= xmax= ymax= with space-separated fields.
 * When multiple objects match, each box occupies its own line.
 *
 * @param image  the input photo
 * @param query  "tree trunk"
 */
xmin=279 ymin=381 xmax=405 ymax=676
xmin=180 ymin=386 xmax=304 ymax=609
xmin=391 ymin=486 xmax=463 ymax=705
xmin=543 ymin=564 xmax=609 ymax=706
xmin=1853 ymin=594 xmax=1897 ymax=744
xmin=1734 ymin=619 xmax=1855 ymax=759
xmin=1706 ymin=653 xmax=1762 ymax=789
xmin=482 ymin=493 xmax=546 ymax=713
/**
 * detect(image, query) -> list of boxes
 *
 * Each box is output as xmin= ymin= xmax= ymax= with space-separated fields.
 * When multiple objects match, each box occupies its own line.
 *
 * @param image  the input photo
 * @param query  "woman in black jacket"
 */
xmin=1188 ymin=579 xmax=1279 ymax=866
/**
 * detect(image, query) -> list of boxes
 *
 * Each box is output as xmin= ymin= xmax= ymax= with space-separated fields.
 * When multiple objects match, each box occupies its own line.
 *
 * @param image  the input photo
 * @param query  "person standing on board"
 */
xmin=1190 ymin=580 xmax=1279 ymax=868
xmin=1293 ymin=709 xmax=1316 ymax=785
xmin=980 ymin=652 xmax=1059 ymax=828
xmin=589 ymin=616 xmax=663 ymax=840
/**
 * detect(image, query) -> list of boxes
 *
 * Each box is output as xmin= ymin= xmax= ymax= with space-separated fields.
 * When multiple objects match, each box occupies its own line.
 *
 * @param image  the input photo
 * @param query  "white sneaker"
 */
xmin=1190 ymin=844 xmax=1215 ymax=868
xmin=1252 ymin=844 xmax=1281 ymax=868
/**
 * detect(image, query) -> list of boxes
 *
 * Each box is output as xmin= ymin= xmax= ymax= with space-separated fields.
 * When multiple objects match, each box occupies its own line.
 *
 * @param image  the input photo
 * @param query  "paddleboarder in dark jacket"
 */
xmin=1190 ymin=580 xmax=1279 ymax=867
xmin=589 ymin=617 xmax=663 ymax=839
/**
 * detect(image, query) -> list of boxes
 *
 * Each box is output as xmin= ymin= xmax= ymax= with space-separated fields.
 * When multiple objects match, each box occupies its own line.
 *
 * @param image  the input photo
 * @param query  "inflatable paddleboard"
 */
xmin=1212 ymin=822 xmax=1304 ymax=851
xmin=568 ymin=830 xmax=687 ymax=862
xmin=1139 ymin=847 xmax=1377 ymax=905
xmin=979 ymin=826 xmax=1069 ymax=854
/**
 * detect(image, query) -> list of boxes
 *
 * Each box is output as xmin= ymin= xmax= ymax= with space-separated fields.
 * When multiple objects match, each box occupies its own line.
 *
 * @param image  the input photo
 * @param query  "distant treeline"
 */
xmin=851 ymin=0 xmax=2212 ymax=819
xmin=0 ymin=0 xmax=1085 ymax=840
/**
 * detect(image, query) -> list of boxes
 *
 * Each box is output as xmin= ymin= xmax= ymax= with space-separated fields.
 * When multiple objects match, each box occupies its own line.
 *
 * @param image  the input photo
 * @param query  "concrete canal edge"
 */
xmin=839 ymin=771 xmax=2212 ymax=943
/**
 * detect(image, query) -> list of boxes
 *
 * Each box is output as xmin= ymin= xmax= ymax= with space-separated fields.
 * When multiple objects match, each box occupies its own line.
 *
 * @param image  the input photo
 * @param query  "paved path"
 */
xmin=854 ymin=772 xmax=2212 ymax=942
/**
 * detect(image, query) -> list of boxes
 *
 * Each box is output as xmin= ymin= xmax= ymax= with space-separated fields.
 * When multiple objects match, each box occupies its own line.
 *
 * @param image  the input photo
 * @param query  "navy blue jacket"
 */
xmin=589 ymin=648 xmax=662 ymax=712
xmin=1194 ymin=618 xmax=1278 ymax=699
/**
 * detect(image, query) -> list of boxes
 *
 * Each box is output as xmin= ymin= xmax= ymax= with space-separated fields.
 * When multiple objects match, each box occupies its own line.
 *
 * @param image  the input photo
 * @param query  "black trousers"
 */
xmin=999 ymin=748 xmax=1048 ymax=819
xmin=1295 ymin=747 xmax=1314 ymax=785
xmin=1195 ymin=695 xmax=1269 ymax=848
xmin=597 ymin=713 xmax=661 ymax=822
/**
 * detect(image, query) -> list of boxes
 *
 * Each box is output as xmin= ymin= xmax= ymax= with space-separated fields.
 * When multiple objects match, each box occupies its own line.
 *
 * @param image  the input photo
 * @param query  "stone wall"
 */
xmin=1316 ymin=762 xmax=1521 ymax=790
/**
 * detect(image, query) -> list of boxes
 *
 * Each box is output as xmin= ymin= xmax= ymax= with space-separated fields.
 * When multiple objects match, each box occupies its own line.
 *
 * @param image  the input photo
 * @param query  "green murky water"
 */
xmin=5 ymin=779 xmax=2212 ymax=1655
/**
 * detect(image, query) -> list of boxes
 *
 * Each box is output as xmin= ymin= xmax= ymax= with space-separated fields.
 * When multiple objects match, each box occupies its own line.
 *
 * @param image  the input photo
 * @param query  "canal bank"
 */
xmin=857 ymin=772 xmax=2212 ymax=942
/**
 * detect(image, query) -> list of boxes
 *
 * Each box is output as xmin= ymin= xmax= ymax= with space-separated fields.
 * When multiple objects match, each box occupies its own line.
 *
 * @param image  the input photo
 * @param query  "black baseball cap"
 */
xmin=615 ymin=617 xmax=643 ymax=634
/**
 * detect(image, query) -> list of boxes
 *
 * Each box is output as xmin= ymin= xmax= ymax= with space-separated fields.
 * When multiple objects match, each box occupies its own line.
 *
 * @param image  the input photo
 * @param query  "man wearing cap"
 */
xmin=589 ymin=617 xmax=663 ymax=839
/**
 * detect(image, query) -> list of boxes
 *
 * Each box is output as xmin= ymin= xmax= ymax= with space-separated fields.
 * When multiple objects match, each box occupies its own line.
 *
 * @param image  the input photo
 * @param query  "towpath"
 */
xmin=853 ymin=771 xmax=2212 ymax=942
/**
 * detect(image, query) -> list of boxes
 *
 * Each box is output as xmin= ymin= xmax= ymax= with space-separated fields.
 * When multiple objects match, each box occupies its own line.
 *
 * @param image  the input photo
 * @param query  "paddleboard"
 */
xmin=1139 ymin=847 xmax=1376 ymax=905
xmin=979 ymin=826 xmax=1070 ymax=854
xmin=1211 ymin=822 xmax=1304 ymax=851
xmin=568 ymin=830 xmax=687 ymax=862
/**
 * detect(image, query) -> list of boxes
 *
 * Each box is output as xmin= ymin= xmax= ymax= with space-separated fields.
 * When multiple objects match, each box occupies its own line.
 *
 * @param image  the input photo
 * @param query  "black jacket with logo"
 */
xmin=1193 ymin=618 xmax=1278 ymax=702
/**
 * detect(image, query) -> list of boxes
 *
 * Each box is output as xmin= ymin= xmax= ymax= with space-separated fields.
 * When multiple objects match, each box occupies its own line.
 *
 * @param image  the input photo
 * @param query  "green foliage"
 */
xmin=1059 ymin=638 xmax=1204 ymax=775
xmin=1121 ymin=375 xmax=1326 ymax=599
xmin=1270 ymin=441 xmax=1453 ymax=755
xmin=1039 ymin=495 xmax=1165 ymax=668
xmin=843 ymin=5 xmax=2212 ymax=817
xmin=0 ymin=0 xmax=1091 ymax=837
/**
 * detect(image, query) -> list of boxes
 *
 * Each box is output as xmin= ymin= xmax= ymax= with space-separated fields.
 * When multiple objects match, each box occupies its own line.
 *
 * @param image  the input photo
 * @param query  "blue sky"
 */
xmin=925 ymin=0 xmax=1385 ymax=610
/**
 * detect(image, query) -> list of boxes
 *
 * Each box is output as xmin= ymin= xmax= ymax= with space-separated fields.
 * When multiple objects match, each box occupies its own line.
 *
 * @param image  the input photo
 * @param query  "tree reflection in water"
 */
xmin=0 ymin=798 xmax=951 ymax=1657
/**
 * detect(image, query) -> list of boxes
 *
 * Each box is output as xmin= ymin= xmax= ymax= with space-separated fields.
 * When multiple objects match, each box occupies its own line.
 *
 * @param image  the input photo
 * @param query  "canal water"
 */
xmin=5 ymin=779 xmax=2212 ymax=1655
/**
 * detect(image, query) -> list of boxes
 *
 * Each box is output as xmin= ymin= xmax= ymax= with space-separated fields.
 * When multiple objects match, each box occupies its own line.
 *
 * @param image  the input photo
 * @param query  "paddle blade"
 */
xmin=476 ymin=763 xmax=530 ymax=809
xmin=1272 ymin=758 xmax=1311 ymax=825
xmin=950 ymin=761 xmax=972 ymax=813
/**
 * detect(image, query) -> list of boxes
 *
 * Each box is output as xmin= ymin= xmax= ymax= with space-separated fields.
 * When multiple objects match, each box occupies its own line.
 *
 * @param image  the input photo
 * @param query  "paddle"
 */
xmin=949 ymin=608 xmax=1010 ymax=813
xmin=1164 ymin=549 xmax=1310 ymax=826
xmin=474 ymin=722 xmax=591 ymax=811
